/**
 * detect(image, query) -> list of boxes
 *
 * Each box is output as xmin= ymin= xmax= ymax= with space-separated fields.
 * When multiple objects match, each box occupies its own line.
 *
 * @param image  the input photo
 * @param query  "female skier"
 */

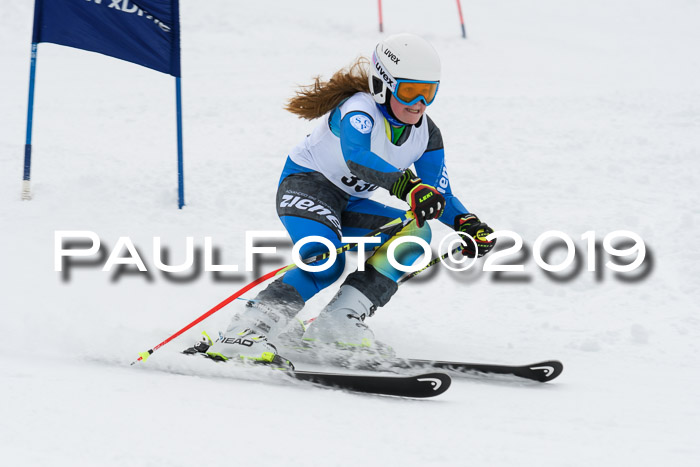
xmin=192 ymin=33 xmax=495 ymax=366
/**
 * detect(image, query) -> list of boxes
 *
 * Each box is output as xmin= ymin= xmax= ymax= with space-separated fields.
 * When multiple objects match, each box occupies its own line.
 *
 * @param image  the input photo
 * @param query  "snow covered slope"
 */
xmin=1 ymin=0 xmax=699 ymax=465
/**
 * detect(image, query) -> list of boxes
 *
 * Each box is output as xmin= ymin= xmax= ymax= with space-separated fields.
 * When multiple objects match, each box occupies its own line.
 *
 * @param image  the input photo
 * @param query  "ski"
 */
xmin=278 ymin=340 xmax=563 ymax=383
xmin=386 ymin=358 xmax=564 ymax=383
xmin=290 ymin=370 xmax=451 ymax=398
xmin=181 ymin=351 xmax=451 ymax=398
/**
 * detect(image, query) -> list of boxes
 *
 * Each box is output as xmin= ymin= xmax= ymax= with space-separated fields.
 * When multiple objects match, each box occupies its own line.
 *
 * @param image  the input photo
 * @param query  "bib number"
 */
xmin=340 ymin=175 xmax=379 ymax=193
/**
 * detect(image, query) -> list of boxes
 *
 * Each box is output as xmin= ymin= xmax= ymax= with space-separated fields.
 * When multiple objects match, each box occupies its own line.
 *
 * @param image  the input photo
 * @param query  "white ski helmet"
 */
xmin=369 ymin=33 xmax=441 ymax=106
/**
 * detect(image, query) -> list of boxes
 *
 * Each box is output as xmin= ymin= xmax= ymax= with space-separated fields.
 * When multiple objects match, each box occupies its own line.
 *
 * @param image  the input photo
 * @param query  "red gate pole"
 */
xmin=456 ymin=0 xmax=467 ymax=38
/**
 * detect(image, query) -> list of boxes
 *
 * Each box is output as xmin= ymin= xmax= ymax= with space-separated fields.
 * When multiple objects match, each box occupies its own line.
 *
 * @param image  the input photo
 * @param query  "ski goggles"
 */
xmin=393 ymin=79 xmax=440 ymax=107
xmin=372 ymin=52 xmax=440 ymax=107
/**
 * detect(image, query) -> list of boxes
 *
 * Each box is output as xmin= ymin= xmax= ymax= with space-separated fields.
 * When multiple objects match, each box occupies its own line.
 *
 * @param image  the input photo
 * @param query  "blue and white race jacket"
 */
xmin=288 ymin=92 xmax=469 ymax=225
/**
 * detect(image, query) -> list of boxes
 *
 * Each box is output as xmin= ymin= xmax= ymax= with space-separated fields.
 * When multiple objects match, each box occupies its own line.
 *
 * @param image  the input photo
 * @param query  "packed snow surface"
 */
xmin=1 ymin=1 xmax=699 ymax=466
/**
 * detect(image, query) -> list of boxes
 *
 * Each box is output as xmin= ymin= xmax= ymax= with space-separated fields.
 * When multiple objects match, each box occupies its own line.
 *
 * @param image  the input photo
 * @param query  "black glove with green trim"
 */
xmin=391 ymin=169 xmax=445 ymax=228
xmin=454 ymin=213 xmax=496 ymax=258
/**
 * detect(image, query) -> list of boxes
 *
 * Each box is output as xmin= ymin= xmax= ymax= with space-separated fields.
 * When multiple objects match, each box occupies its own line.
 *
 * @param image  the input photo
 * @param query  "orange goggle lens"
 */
xmin=394 ymin=80 xmax=439 ymax=106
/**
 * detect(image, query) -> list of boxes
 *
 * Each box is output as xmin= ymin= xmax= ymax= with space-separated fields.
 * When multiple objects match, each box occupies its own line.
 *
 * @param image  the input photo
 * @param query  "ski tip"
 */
xmin=415 ymin=372 xmax=451 ymax=397
xmin=291 ymin=370 xmax=452 ymax=398
xmin=527 ymin=360 xmax=564 ymax=382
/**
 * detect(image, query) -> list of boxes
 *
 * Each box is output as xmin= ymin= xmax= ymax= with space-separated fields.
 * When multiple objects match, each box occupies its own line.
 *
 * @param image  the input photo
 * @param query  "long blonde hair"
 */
xmin=285 ymin=57 xmax=371 ymax=120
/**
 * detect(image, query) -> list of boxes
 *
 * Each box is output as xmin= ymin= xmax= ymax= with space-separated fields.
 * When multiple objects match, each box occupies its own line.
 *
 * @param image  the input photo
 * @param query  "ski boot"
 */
xmin=185 ymin=279 xmax=305 ymax=369
xmin=302 ymin=285 xmax=395 ymax=368
xmin=303 ymin=285 xmax=376 ymax=349
xmin=205 ymin=326 xmax=294 ymax=370
xmin=183 ymin=326 xmax=293 ymax=370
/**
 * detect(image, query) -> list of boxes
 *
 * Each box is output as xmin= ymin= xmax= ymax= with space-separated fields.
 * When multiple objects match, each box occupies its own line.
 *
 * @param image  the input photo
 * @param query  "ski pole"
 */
xmin=397 ymin=245 xmax=464 ymax=284
xmin=131 ymin=213 xmax=411 ymax=365
xmin=397 ymin=232 xmax=481 ymax=284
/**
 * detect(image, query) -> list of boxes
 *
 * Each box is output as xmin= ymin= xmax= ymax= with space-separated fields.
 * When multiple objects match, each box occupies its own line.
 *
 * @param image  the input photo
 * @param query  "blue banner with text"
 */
xmin=32 ymin=0 xmax=180 ymax=76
